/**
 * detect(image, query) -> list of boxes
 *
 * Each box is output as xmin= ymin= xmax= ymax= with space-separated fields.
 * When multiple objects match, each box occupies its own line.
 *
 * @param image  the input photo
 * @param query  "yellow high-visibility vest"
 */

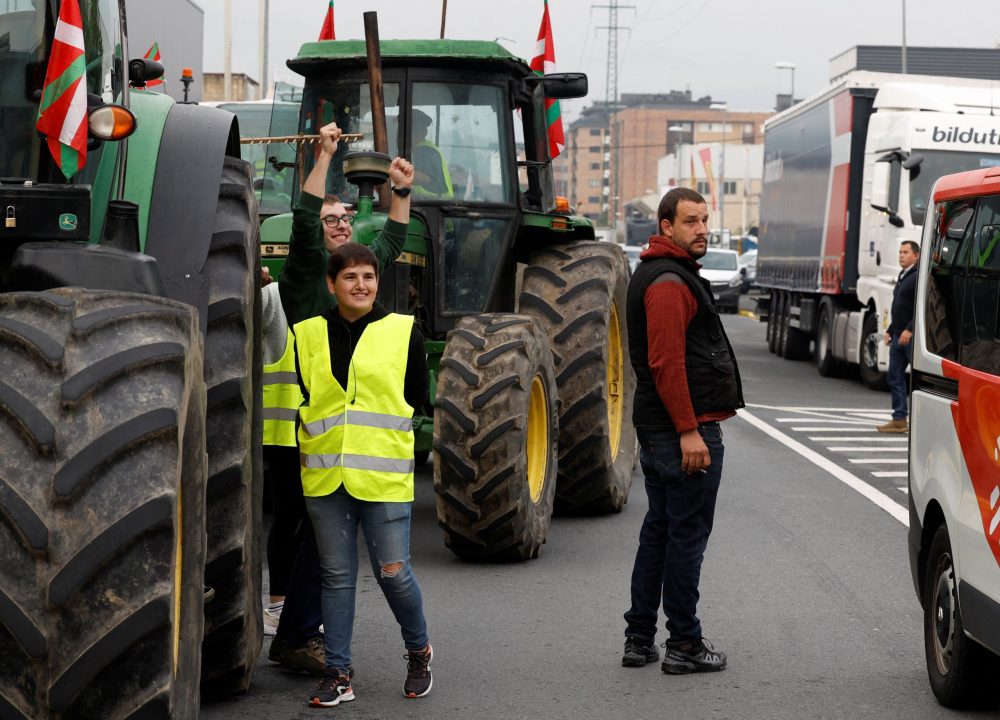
xmin=413 ymin=140 xmax=454 ymax=198
xmin=263 ymin=329 xmax=303 ymax=447
xmin=294 ymin=313 xmax=415 ymax=500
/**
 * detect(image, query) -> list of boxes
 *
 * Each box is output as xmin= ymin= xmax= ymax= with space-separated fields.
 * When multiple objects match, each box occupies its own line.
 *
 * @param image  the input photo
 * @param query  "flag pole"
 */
xmin=440 ymin=0 xmax=448 ymax=39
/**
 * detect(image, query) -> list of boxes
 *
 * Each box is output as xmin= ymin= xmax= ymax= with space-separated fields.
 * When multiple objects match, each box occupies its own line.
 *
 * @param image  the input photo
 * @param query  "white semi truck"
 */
xmin=758 ymin=71 xmax=1000 ymax=387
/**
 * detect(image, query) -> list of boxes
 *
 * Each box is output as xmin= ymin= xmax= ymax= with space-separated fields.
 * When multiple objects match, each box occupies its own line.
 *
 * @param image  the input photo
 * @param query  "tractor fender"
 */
xmin=144 ymin=103 xmax=240 ymax=326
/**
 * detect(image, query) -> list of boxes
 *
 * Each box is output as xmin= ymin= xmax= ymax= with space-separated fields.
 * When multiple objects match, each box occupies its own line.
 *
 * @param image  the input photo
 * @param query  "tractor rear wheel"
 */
xmin=199 ymin=157 xmax=264 ymax=696
xmin=519 ymin=242 xmax=636 ymax=514
xmin=433 ymin=314 xmax=558 ymax=561
xmin=0 ymin=289 xmax=206 ymax=719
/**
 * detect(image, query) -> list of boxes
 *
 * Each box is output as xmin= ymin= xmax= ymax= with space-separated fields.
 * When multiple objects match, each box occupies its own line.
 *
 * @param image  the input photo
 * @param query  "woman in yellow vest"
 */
xmin=294 ymin=243 xmax=431 ymax=708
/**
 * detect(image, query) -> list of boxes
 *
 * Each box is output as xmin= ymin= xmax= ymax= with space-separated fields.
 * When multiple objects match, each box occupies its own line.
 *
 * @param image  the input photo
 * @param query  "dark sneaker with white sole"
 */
xmin=661 ymin=638 xmax=727 ymax=674
xmin=309 ymin=669 xmax=354 ymax=708
xmin=404 ymin=644 xmax=433 ymax=698
xmin=622 ymin=637 xmax=660 ymax=667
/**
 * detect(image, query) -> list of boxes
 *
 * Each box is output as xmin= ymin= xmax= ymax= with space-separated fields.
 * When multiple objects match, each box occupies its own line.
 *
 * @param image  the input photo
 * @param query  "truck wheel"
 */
xmin=0 ymin=289 xmax=206 ymax=719
xmin=433 ymin=314 xmax=558 ymax=561
xmin=815 ymin=304 xmax=845 ymax=377
xmin=775 ymin=292 xmax=788 ymax=358
xmin=923 ymin=524 xmax=1000 ymax=708
xmin=519 ymin=242 xmax=636 ymax=514
xmin=777 ymin=293 xmax=811 ymax=360
xmin=199 ymin=157 xmax=263 ymax=696
xmin=766 ymin=293 xmax=779 ymax=354
xmin=859 ymin=313 xmax=888 ymax=391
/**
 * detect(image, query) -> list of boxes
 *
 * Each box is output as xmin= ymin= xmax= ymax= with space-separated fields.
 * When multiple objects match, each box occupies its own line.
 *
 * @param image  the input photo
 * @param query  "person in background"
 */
xmin=622 ymin=187 xmax=743 ymax=675
xmin=877 ymin=240 xmax=920 ymax=433
xmin=295 ymin=243 xmax=431 ymax=707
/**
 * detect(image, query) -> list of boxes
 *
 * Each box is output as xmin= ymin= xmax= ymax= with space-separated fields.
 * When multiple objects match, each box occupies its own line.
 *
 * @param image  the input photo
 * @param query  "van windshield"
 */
xmin=910 ymin=150 xmax=1000 ymax=225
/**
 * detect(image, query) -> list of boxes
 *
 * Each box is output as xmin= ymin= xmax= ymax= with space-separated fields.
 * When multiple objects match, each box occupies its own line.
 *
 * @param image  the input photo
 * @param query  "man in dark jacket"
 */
xmin=877 ymin=241 xmax=920 ymax=433
xmin=622 ymin=187 xmax=743 ymax=675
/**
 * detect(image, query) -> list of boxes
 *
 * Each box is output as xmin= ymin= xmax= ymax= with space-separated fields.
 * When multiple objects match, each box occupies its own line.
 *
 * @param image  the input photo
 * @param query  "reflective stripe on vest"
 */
xmin=263 ymin=329 xmax=303 ymax=447
xmin=294 ymin=313 xmax=415 ymax=501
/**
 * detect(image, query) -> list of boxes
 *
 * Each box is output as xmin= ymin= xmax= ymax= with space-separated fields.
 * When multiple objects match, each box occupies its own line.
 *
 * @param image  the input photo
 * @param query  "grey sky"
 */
xmin=201 ymin=1 xmax=1000 ymax=118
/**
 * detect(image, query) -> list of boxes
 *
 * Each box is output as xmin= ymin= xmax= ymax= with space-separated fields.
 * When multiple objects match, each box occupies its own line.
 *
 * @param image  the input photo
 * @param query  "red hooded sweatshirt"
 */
xmin=639 ymin=236 xmax=736 ymax=433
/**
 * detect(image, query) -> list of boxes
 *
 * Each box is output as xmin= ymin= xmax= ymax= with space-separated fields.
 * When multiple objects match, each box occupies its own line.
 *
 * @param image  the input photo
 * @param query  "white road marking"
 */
xmin=897 ymin=486 xmax=909 ymax=493
xmin=872 ymin=471 xmax=909 ymax=477
xmin=827 ymin=447 xmax=908 ymax=452
xmin=745 ymin=404 xmax=891 ymax=413
xmin=849 ymin=458 xmax=908 ymax=464
xmin=737 ymin=410 xmax=907 ymax=526
xmin=790 ymin=427 xmax=875 ymax=432
xmin=776 ymin=418 xmax=880 ymax=425
xmin=809 ymin=436 xmax=907 ymax=442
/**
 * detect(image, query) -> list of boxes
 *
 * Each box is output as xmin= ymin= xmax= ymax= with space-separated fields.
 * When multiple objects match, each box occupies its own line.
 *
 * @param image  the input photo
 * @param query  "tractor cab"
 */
xmin=260 ymin=39 xmax=589 ymax=338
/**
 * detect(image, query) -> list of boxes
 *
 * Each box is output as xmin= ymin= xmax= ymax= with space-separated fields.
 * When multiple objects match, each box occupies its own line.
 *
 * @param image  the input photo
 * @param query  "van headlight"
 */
xmin=728 ymin=275 xmax=741 ymax=287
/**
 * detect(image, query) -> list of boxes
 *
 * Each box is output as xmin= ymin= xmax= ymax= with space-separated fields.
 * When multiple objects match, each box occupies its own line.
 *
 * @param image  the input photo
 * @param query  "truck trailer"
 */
xmin=757 ymin=71 xmax=1000 ymax=387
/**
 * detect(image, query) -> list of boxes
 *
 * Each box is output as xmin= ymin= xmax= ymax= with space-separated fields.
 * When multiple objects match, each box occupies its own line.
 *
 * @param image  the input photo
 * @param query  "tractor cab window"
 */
xmin=301 ymin=81 xmax=400 ymax=205
xmin=411 ymin=82 xmax=512 ymax=204
xmin=1 ymin=0 xmax=120 ymax=182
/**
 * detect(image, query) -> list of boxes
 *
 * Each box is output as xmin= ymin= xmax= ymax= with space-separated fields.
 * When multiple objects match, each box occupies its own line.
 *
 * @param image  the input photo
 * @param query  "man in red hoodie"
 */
xmin=622 ymin=187 xmax=743 ymax=674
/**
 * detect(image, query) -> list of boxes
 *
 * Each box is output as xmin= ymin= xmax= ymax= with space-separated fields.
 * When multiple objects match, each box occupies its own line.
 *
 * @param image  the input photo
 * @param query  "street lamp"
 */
xmin=775 ymin=61 xmax=796 ymax=109
xmin=668 ymin=125 xmax=685 ymax=187
xmin=710 ymin=103 xmax=728 ymax=240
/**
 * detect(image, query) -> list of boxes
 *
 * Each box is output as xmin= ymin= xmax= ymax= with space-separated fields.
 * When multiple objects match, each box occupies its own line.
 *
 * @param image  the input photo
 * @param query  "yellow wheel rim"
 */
xmin=607 ymin=302 xmax=624 ymax=456
xmin=526 ymin=374 xmax=548 ymax=503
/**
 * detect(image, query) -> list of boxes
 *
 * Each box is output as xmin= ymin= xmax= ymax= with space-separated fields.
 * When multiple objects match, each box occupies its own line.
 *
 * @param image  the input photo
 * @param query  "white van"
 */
xmin=909 ymin=166 xmax=1000 ymax=708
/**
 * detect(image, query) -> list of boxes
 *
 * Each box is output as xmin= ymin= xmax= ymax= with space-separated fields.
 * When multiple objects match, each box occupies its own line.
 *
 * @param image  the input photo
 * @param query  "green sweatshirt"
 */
xmin=278 ymin=190 xmax=408 ymax=327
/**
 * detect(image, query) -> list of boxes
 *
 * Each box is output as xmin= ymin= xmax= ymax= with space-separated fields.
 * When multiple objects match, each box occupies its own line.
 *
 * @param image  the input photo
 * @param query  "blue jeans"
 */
xmin=887 ymin=334 xmax=912 ymax=420
xmin=624 ymin=423 xmax=724 ymax=644
xmin=305 ymin=486 xmax=429 ymax=672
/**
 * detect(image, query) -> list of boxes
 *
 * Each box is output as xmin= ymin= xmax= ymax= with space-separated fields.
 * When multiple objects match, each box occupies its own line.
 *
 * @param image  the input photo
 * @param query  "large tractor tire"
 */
xmin=199 ymin=157 xmax=264 ymax=696
xmin=434 ymin=314 xmax=558 ymax=561
xmin=519 ymin=242 xmax=636 ymax=514
xmin=0 ymin=289 xmax=207 ymax=720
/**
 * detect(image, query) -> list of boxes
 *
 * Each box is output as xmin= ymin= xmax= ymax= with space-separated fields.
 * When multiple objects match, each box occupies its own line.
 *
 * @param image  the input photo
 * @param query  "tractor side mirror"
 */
xmin=128 ymin=58 xmax=164 ymax=87
xmin=537 ymin=73 xmax=589 ymax=99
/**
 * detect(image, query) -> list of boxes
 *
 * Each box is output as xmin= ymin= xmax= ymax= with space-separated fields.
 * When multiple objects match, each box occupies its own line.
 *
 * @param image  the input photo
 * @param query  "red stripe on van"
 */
xmin=943 ymin=359 xmax=1000 ymax=570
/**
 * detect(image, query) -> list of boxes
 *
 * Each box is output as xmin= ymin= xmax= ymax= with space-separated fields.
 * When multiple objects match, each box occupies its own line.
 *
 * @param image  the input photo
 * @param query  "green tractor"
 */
xmin=1 ymin=2 xmax=261 ymax=717
xmin=261 ymin=37 xmax=637 ymax=561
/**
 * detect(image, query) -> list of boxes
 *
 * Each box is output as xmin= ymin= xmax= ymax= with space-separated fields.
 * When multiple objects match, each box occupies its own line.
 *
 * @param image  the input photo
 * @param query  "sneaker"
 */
xmin=269 ymin=635 xmax=325 ymax=676
xmin=263 ymin=602 xmax=283 ymax=637
xmin=622 ymin=637 xmax=659 ymax=667
xmin=309 ymin=669 xmax=354 ymax=708
xmin=876 ymin=418 xmax=908 ymax=433
xmin=403 ymin=644 xmax=433 ymax=698
xmin=661 ymin=638 xmax=727 ymax=674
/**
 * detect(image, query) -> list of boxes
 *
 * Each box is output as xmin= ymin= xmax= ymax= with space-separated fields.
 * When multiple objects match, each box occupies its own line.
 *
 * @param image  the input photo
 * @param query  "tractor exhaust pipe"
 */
xmin=363 ymin=11 xmax=390 ymax=209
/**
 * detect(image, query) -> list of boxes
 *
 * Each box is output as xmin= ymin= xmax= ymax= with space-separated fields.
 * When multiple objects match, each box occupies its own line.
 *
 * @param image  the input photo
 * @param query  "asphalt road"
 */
xmin=201 ymin=311 xmax=969 ymax=720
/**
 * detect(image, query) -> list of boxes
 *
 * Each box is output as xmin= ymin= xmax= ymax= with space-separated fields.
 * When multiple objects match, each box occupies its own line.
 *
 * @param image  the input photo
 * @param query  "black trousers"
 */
xmin=264 ymin=444 xmax=307 ymax=597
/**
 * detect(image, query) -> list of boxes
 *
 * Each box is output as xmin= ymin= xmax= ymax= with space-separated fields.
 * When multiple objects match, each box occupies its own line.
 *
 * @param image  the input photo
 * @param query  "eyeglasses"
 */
xmin=321 ymin=214 xmax=354 ymax=228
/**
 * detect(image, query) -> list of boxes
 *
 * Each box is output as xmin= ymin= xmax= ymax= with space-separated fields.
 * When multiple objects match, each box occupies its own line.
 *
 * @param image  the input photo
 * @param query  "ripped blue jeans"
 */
xmin=305 ymin=485 xmax=428 ymax=672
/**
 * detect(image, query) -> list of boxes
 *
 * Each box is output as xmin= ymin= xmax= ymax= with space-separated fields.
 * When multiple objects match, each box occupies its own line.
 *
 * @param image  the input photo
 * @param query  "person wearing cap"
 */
xmin=411 ymin=109 xmax=453 ymax=199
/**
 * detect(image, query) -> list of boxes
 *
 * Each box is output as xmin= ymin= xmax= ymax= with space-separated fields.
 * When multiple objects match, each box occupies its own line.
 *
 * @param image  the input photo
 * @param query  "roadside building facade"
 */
xmin=565 ymin=91 xmax=771 ymax=229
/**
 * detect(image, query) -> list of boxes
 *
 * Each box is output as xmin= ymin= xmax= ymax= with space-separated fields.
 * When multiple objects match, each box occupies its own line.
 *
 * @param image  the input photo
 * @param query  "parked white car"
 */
xmin=699 ymin=248 xmax=741 ymax=313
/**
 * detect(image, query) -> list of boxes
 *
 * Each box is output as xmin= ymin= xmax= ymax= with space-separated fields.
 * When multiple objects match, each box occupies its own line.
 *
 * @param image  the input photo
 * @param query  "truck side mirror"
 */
xmin=871 ymin=160 xmax=891 ymax=212
xmin=902 ymin=153 xmax=924 ymax=170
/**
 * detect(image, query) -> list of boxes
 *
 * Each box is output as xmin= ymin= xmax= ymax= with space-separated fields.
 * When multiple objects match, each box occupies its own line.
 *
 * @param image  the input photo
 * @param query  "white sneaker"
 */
xmin=264 ymin=601 xmax=283 ymax=636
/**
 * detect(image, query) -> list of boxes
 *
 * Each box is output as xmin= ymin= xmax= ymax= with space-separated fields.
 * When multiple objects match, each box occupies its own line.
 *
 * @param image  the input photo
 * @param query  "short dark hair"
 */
xmin=322 ymin=194 xmax=342 ymax=207
xmin=327 ymin=242 xmax=379 ymax=281
xmin=902 ymin=240 xmax=920 ymax=255
xmin=657 ymin=187 xmax=707 ymax=224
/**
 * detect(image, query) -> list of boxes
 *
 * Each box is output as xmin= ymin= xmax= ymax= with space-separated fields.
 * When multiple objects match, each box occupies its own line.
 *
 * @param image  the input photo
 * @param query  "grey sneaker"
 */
xmin=309 ymin=669 xmax=354 ymax=708
xmin=622 ymin=637 xmax=659 ymax=667
xmin=661 ymin=638 xmax=727 ymax=674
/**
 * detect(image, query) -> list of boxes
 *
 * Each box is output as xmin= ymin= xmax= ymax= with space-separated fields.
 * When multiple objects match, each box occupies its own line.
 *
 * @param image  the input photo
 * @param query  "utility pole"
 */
xmin=224 ymin=0 xmax=232 ymax=100
xmin=594 ymin=0 xmax=634 ymax=232
xmin=440 ymin=0 xmax=448 ymax=39
xmin=258 ymin=0 xmax=269 ymax=98
xmin=901 ymin=0 xmax=907 ymax=74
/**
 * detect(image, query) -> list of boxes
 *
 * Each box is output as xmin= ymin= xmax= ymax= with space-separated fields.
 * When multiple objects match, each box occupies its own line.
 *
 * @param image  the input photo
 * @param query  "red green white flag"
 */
xmin=35 ymin=0 xmax=88 ymax=179
xmin=529 ymin=0 xmax=565 ymax=159
xmin=144 ymin=42 xmax=163 ymax=87
xmin=319 ymin=1 xmax=335 ymax=40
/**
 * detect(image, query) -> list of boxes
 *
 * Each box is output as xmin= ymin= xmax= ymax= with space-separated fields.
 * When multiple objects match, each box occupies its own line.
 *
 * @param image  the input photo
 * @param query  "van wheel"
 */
xmin=923 ymin=524 xmax=1000 ymax=708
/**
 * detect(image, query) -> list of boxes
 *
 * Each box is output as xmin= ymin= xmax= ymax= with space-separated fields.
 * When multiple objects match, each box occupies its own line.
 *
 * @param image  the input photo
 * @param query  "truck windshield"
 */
xmin=910 ymin=150 xmax=1000 ymax=225
xmin=1 ymin=0 xmax=120 ymax=182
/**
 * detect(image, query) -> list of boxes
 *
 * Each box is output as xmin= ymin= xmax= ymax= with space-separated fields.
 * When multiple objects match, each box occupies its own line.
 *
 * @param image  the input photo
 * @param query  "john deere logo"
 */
xmin=58 ymin=213 xmax=78 ymax=231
